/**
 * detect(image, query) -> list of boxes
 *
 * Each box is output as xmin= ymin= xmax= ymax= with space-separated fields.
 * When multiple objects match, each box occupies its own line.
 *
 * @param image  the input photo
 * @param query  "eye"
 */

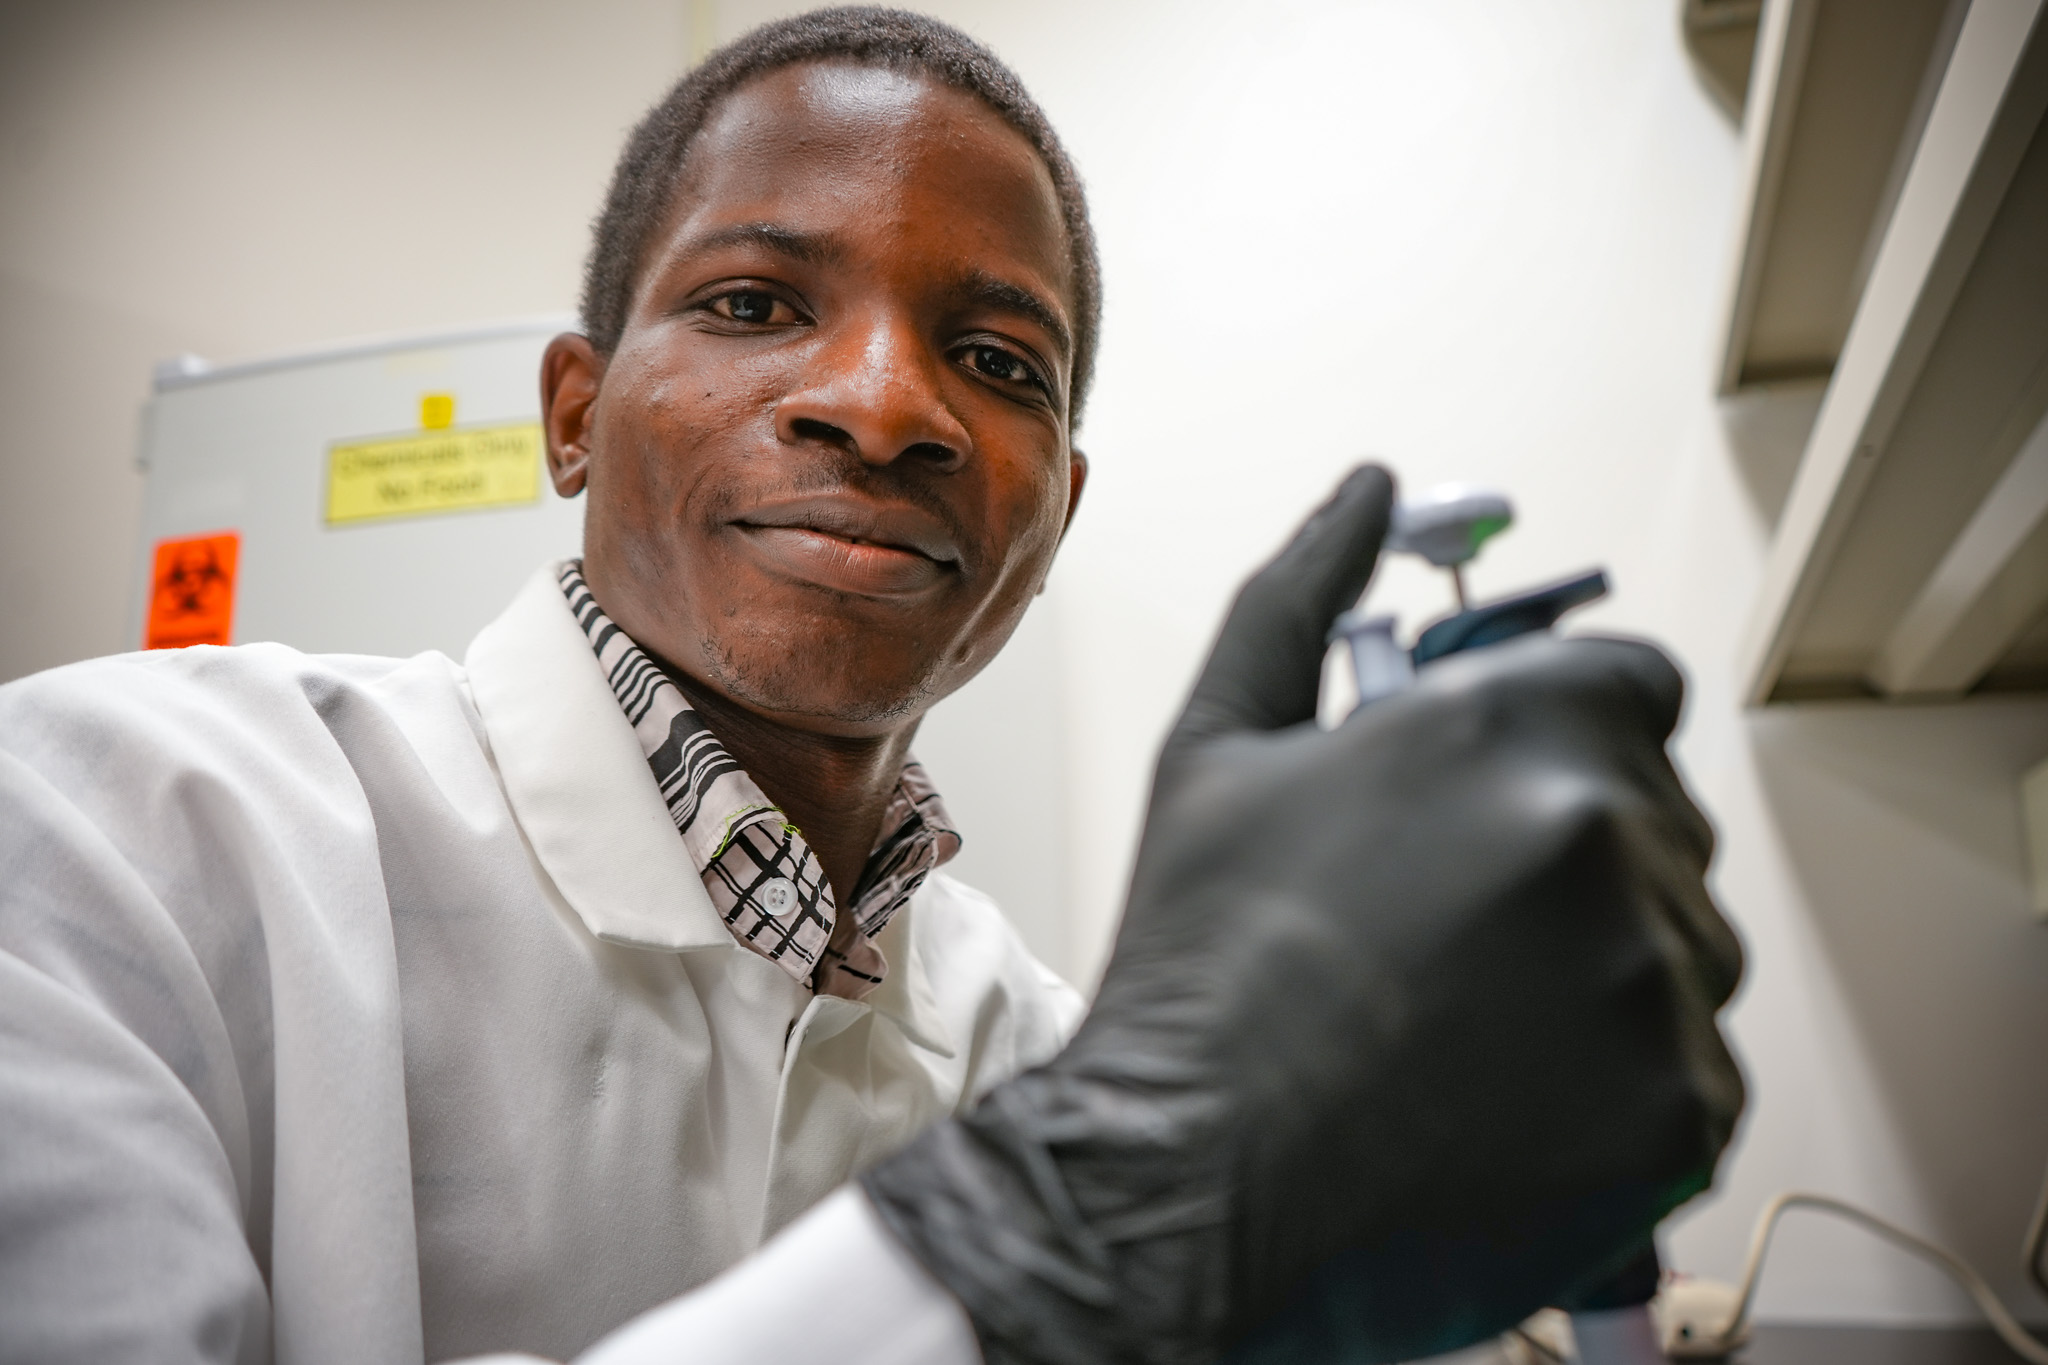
xmin=706 ymin=290 xmax=796 ymax=325
xmin=962 ymin=344 xmax=1042 ymax=390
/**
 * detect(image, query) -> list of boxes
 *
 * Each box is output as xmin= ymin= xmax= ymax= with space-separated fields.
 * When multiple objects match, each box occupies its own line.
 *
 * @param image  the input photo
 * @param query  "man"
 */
xmin=0 ymin=10 xmax=1742 ymax=1365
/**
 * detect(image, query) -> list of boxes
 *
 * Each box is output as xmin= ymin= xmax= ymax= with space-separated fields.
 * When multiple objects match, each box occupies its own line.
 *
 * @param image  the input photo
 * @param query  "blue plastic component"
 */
xmin=1410 ymin=569 xmax=1609 ymax=667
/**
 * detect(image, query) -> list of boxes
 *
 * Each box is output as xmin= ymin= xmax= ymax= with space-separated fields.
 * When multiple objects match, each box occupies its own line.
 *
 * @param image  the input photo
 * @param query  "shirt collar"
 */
xmin=555 ymin=562 xmax=960 ymax=1001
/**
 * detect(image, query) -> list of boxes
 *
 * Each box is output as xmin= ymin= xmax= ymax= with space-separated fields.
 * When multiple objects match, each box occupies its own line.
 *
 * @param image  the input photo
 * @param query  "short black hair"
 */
xmin=581 ymin=6 xmax=1103 ymax=418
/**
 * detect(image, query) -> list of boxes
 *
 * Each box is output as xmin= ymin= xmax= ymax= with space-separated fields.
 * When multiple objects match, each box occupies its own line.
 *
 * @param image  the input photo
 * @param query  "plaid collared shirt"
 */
xmin=558 ymin=562 xmax=961 ymax=999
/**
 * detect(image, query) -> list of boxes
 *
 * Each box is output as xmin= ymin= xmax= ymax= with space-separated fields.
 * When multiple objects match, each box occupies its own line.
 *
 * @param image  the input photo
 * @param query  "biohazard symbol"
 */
xmin=145 ymin=531 xmax=240 ymax=649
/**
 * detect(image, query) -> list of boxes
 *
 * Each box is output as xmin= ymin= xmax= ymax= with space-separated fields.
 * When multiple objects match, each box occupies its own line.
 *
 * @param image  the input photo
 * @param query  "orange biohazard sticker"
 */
xmin=145 ymin=531 xmax=240 ymax=649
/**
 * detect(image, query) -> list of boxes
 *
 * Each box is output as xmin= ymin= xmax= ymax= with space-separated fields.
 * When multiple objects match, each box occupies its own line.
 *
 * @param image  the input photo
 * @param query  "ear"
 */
xmin=1059 ymin=447 xmax=1089 ymax=543
xmin=541 ymin=333 xmax=603 ymax=497
xmin=1038 ymin=447 xmax=1088 ymax=597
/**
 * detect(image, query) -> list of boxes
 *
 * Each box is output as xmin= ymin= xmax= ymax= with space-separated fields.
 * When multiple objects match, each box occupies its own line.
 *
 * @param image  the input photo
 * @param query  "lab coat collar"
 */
xmin=466 ymin=564 xmax=732 ymax=953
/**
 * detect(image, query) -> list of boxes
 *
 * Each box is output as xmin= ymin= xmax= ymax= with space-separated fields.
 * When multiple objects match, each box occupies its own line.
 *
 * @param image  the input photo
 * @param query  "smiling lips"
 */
xmin=733 ymin=497 xmax=960 ymax=596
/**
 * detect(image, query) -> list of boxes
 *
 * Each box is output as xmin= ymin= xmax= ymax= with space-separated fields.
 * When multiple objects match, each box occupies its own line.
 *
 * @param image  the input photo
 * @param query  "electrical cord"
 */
xmin=2026 ymin=1156 xmax=2048 ymax=1304
xmin=1701 ymin=1191 xmax=2048 ymax=1364
xmin=1501 ymin=1154 xmax=2048 ymax=1363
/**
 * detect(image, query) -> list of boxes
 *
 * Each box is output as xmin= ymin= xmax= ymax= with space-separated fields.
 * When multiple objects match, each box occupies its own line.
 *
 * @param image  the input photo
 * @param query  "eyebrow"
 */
xmin=680 ymin=221 xmax=846 ymax=266
xmin=948 ymin=268 xmax=1074 ymax=363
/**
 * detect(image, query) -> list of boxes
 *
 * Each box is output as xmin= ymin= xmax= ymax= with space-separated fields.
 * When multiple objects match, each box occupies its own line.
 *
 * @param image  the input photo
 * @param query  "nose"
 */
xmin=773 ymin=309 xmax=971 ymax=472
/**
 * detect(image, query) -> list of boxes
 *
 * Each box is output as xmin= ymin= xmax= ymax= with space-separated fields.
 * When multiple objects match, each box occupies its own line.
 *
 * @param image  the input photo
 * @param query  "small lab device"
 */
xmin=1329 ymin=485 xmax=1609 ymax=708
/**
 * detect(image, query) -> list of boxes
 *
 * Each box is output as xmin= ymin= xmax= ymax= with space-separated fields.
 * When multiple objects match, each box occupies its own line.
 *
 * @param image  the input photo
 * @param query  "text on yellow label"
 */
xmin=326 ymin=422 xmax=543 ymax=526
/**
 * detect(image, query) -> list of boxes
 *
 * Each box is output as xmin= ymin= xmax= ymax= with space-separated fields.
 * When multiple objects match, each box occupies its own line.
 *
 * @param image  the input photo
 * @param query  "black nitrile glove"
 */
xmin=862 ymin=465 xmax=1744 ymax=1365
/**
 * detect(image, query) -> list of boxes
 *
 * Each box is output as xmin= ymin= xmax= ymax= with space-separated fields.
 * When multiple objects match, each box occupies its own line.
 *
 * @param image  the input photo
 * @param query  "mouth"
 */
xmin=731 ymin=496 xmax=961 ymax=597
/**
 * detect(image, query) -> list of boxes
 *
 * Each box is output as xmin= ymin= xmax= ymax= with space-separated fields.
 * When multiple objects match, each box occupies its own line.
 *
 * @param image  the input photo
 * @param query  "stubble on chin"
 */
xmin=692 ymin=623 xmax=937 ymax=727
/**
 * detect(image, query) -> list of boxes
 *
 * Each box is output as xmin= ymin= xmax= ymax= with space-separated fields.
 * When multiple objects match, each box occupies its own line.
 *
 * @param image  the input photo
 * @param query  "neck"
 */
xmin=669 ymin=674 xmax=918 ymax=909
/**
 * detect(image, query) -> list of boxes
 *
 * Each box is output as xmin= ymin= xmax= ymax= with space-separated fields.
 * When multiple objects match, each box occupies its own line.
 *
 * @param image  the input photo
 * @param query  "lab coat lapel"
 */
xmin=465 ymin=564 xmax=731 ymax=953
xmin=863 ymin=901 xmax=955 ymax=1059
xmin=756 ymin=898 xmax=960 ymax=1237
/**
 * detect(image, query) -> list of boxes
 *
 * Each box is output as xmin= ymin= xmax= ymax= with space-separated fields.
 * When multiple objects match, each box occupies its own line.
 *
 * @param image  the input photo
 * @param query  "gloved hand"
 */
xmin=862 ymin=465 xmax=1744 ymax=1364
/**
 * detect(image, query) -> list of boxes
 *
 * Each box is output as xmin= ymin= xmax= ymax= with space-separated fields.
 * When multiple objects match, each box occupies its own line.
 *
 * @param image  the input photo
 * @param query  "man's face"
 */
xmin=544 ymin=62 xmax=1085 ymax=737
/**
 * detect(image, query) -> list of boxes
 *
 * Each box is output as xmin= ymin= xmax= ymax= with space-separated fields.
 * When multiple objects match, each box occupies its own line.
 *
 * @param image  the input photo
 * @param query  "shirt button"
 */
xmin=758 ymin=878 xmax=797 ymax=917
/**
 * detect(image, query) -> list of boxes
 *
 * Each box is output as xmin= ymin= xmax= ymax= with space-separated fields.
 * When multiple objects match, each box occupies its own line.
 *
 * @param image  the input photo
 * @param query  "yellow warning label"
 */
xmin=325 ymin=422 xmax=543 ymax=526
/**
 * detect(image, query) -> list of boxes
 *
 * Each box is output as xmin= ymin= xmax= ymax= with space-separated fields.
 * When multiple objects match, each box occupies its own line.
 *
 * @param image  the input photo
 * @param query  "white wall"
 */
xmin=5 ymin=0 xmax=2047 ymax=1329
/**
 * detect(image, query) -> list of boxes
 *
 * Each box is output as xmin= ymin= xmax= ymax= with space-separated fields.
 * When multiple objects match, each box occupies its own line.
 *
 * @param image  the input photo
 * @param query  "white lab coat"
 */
xmin=0 ymin=565 xmax=1081 ymax=1365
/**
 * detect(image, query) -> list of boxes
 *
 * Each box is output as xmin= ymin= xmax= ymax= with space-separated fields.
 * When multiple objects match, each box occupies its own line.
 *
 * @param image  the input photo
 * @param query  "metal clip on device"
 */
xmin=1328 ymin=485 xmax=1666 ymax=1365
